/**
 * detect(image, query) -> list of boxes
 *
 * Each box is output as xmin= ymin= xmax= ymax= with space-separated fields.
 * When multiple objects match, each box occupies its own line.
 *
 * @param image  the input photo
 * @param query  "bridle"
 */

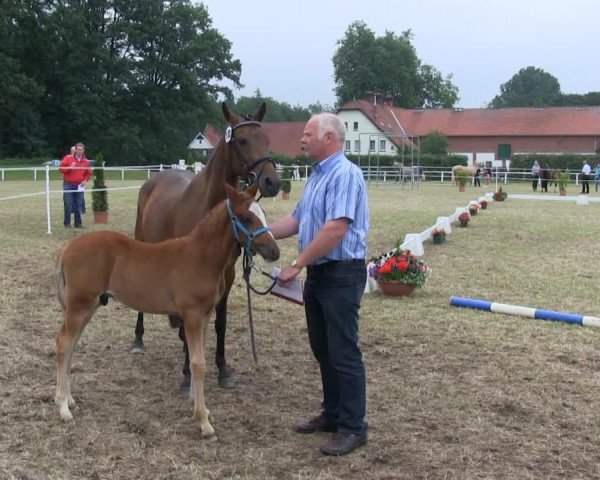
xmin=225 ymin=119 xmax=276 ymax=195
xmin=226 ymin=198 xmax=278 ymax=362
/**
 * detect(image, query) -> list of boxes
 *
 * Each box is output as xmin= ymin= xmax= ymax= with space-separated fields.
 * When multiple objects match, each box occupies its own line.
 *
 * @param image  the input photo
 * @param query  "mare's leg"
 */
xmin=55 ymin=301 xmax=98 ymax=421
xmin=183 ymin=309 xmax=215 ymax=440
xmin=215 ymin=296 xmax=234 ymax=388
xmin=131 ymin=311 xmax=145 ymax=353
xmin=178 ymin=325 xmax=191 ymax=395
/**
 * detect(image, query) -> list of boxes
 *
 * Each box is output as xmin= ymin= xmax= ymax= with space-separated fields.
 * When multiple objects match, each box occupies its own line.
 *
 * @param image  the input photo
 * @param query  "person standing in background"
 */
xmin=594 ymin=161 xmax=600 ymax=193
xmin=59 ymin=142 xmax=91 ymax=228
xmin=581 ymin=160 xmax=591 ymax=194
xmin=531 ymin=160 xmax=540 ymax=192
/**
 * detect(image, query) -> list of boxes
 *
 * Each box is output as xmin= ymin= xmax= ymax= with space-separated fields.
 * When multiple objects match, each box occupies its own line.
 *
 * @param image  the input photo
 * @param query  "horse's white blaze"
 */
xmin=249 ymin=201 xmax=274 ymax=239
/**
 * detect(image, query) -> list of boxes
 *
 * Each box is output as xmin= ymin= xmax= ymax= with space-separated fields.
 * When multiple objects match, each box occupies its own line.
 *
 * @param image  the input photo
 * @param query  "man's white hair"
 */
xmin=314 ymin=113 xmax=346 ymax=144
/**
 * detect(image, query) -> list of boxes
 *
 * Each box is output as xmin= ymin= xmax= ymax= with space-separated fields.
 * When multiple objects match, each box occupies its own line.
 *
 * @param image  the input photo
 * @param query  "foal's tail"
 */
xmin=56 ymin=247 xmax=67 ymax=310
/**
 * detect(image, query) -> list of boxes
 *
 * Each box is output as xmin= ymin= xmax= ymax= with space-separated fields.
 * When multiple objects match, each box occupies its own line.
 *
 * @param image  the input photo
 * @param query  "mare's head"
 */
xmin=225 ymin=183 xmax=279 ymax=262
xmin=222 ymin=103 xmax=281 ymax=197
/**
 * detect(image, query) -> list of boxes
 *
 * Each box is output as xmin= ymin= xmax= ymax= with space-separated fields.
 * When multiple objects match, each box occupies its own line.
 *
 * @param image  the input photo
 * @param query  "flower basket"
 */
xmin=368 ymin=245 xmax=430 ymax=296
xmin=480 ymin=200 xmax=488 ymax=210
xmin=458 ymin=211 xmax=470 ymax=228
xmin=432 ymin=228 xmax=446 ymax=245
xmin=377 ymin=280 xmax=416 ymax=297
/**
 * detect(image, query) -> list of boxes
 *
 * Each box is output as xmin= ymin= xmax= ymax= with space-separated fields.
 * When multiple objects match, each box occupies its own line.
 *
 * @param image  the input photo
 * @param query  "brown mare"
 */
xmin=55 ymin=184 xmax=279 ymax=439
xmin=133 ymin=103 xmax=280 ymax=392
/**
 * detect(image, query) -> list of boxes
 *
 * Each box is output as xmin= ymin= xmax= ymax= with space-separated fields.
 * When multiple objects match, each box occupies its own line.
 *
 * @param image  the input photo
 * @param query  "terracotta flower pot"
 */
xmin=458 ymin=185 xmax=466 ymax=192
xmin=282 ymin=192 xmax=290 ymax=200
xmin=377 ymin=280 xmax=416 ymax=297
xmin=93 ymin=211 xmax=108 ymax=224
xmin=480 ymin=203 xmax=487 ymax=210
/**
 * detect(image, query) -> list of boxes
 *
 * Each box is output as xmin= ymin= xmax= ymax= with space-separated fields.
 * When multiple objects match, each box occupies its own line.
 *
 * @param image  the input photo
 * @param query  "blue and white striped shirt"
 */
xmin=292 ymin=151 xmax=369 ymax=264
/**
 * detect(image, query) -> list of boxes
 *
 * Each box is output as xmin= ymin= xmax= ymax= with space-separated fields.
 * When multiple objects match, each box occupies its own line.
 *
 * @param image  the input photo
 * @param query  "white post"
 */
xmin=34 ymin=168 xmax=37 ymax=181
xmin=46 ymin=165 xmax=52 ymax=235
xmin=1 ymin=169 xmax=4 ymax=181
xmin=122 ymin=169 xmax=125 ymax=181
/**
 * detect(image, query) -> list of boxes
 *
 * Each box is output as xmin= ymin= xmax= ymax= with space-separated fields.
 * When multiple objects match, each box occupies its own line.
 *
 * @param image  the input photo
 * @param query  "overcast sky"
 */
xmin=200 ymin=0 xmax=598 ymax=109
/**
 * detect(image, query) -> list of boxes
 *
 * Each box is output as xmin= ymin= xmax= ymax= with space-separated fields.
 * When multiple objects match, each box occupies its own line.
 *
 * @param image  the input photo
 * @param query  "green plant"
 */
xmin=281 ymin=179 xmax=291 ymax=194
xmin=368 ymin=244 xmax=430 ymax=288
xmin=455 ymin=170 xmax=469 ymax=187
xmin=92 ymin=154 xmax=108 ymax=212
xmin=557 ymin=169 xmax=570 ymax=191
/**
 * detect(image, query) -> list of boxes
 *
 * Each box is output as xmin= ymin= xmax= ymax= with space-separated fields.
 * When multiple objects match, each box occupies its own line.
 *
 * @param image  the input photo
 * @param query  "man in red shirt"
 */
xmin=59 ymin=142 xmax=92 ymax=228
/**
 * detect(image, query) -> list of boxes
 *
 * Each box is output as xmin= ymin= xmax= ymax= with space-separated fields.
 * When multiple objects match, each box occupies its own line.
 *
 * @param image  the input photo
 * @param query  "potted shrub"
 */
xmin=455 ymin=170 xmax=468 ymax=192
xmin=458 ymin=211 xmax=470 ymax=227
xmin=368 ymin=245 xmax=430 ymax=296
xmin=281 ymin=167 xmax=292 ymax=200
xmin=92 ymin=154 xmax=108 ymax=224
xmin=557 ymin=169 xmax=570 ymax=196
xmin=479 ymin=199 xmax=488 ymax=210
xmin=432 ymin=228 xmax=446 ymax=244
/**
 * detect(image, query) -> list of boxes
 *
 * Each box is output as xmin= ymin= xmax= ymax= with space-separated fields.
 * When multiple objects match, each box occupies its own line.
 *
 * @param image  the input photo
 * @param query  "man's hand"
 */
xmin=277 ymin=265 xmax=301 ymax=285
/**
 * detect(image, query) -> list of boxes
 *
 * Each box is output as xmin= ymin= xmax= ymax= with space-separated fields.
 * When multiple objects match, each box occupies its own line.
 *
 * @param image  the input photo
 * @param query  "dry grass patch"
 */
xmin=1 ymin=180 xmax=600 ymax=479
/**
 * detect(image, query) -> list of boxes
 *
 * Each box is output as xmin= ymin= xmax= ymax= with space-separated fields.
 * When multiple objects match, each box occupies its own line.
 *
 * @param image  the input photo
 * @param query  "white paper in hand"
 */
xmin=77 ymin=184 xmax=85 ymax=192
xmin=270 ymin=267 xmax=304 ymax=305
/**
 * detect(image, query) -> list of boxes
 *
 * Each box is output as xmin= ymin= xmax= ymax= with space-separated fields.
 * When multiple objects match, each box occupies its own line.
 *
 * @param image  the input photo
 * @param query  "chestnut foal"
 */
xmin=54 ymin=184 xmax=279 ymax=439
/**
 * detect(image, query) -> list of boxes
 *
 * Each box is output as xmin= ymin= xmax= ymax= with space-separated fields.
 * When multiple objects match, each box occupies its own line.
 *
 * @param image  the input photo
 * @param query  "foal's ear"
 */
xmin=246 ymin=183 xmax=259 ymax=198
xmin=224 ymin=183 xmax=237 ymax=201
xmin=222 ymin=102 xmax=240 ymax=125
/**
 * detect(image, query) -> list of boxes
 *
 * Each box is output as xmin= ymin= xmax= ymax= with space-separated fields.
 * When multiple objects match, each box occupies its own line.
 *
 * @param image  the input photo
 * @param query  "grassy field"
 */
xmin=1 ymin=179 xmax=600 ymax=479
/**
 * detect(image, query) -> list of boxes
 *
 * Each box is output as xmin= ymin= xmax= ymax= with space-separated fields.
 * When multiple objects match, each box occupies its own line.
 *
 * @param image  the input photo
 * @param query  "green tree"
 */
xmin=235 ymin=90 xmax=311 ymax=122
xmin=332 ymin=21 xmax=458 ymax=109
xmin=420 ymin=131 xmax=449 ymax=155
xmin=1 ymin=0 xmax=240 ymax=165
xmin=419 ymin=64 xmax=459 ymax=108
xmin=490 ymin=66 xmax=561 ymax=108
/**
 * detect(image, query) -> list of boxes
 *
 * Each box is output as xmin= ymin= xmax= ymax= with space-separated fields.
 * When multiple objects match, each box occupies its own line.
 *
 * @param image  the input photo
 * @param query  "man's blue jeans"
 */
xmin=63 ymin=182 xmax=83 ymax=227
xmin=303 ymin=260 xmax=367 ymax=435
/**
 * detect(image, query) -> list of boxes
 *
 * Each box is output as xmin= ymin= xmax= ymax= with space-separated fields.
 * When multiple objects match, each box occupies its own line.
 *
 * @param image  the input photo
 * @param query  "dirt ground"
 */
xmin=2 ymin=184 xmax=600 ymax=479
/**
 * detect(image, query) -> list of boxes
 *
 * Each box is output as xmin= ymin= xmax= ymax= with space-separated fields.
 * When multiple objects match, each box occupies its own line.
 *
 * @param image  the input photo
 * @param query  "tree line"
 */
xmin=2 ymin=3 xmax=598 ymax=164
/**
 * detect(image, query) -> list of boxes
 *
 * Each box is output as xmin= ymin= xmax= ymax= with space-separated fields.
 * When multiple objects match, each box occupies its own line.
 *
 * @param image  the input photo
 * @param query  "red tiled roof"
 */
xmin=339 ymin=99 xmax=600 ymax=138
xmin=203 ymin=122 xmax=305 ymax=158
xmin=261 ymin=122 xmax=305 ymax=158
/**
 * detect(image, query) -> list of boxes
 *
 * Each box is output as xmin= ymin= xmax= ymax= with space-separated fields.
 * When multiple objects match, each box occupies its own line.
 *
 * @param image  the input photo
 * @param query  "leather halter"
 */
xmin=226 ymin=120 xmax=275 ymax=188
xmin=226 ymin=198 xmax=270 ymax=255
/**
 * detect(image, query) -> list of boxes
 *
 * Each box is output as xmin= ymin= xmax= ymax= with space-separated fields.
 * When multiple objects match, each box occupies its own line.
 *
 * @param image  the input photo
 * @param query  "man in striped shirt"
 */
xmin=269 ymin=113 xmax=370 ymax=456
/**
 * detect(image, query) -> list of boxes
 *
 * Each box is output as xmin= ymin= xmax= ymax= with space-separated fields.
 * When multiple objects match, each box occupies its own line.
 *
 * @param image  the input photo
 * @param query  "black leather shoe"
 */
xmin=319 ymin=432 xmax=367 ymax=456
xmin=294 ymin=415 xmax=337 ymax=434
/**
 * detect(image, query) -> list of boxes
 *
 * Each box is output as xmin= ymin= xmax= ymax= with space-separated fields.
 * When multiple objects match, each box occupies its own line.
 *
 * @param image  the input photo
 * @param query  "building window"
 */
xmin=369 ymin=140 xmax=376 ymax=152
xmin=345 ymin=140 xmax=350 ymax=152
xmin=353 ymin=121 xmax=358 ymax=131
xmin=344 ymin=122 xmax=348 ymax=131
xmin=354 ymin=140 xmax=360 ymax=152
xmin=498 ymin=144 xmax=512 ymax=159
xmin=379 ymin=139 xmax=386 ymax=151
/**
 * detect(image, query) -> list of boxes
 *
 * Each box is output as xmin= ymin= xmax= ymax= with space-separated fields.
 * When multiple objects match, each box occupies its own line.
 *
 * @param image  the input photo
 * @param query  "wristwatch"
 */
xmin=291 ymin=259 xmax=302 ymax=269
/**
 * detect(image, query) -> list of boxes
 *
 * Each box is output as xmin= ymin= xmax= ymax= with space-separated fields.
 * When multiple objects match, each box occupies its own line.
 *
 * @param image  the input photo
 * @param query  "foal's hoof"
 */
xmin=130 ymin=339 xmax=145 ymax=354
xmin=218 ymin=374 xmax=235 ymax=389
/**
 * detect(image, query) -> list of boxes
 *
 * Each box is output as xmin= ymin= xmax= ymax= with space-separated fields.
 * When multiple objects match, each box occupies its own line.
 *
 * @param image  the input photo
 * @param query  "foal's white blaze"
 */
xmin=249 ymin=201 xmax=274 ymax=239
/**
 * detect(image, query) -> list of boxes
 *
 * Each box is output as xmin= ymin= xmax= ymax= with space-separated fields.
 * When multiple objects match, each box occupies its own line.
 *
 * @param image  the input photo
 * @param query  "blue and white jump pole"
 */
xmin=450 ymin=296 xmax=600 ymax=328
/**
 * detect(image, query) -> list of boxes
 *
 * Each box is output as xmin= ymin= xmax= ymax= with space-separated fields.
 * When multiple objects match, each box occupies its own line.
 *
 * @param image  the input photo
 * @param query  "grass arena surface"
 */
xmin=1 ymin=180 xmax=600 ymax=479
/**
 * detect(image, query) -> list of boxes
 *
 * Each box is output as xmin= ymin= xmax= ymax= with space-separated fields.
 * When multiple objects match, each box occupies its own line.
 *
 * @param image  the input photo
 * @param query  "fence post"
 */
xmin=122 ymin=169 xmax=125 ymax=181
xmin=34 ymin=168 xmax=37 ymax=181
xmin=46 ymin=165 xmax=52 ymax=235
